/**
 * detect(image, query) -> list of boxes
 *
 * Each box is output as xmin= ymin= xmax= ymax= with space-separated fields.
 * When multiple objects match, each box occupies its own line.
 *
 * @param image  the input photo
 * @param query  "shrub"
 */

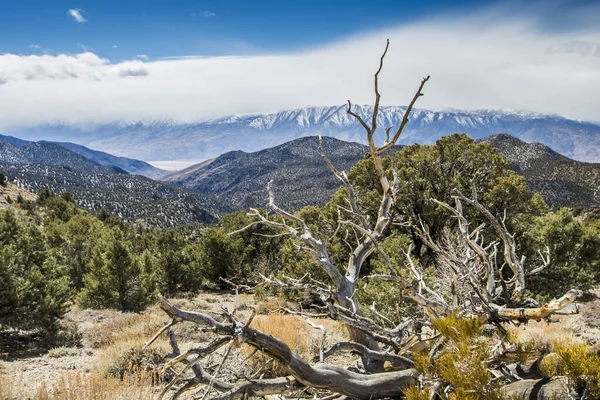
xmin=46 ymin=346 xmax=79 ymax=358
xmin=104 ymin=346 xmax=165 ymax=380
xmin=540 ymin=342 xmax=600 ymax=397
xmin=0 ymin=171 xmax=6 ymax=187
xmin=51 ymin=318 xmax=83 ymax=348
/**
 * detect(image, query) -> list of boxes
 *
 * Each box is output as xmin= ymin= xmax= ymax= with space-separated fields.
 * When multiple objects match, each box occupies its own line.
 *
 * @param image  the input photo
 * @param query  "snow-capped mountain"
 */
xmin=9 ymin=106 xmax=600 ymax=163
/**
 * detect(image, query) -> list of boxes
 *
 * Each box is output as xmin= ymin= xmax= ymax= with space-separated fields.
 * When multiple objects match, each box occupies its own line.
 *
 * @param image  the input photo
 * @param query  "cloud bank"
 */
xmin=1 ymin=5 xmax=599 ymax=129
xmin=0 ymin=53 xmax=148 ymax=83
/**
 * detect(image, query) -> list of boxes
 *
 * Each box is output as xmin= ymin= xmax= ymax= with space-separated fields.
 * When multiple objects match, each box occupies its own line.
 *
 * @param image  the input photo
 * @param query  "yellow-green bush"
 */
xmin=406 ymin=315 xmax=503 ymax=400
xmin=403 ymin=386 xmax=432 ymax=400
xmin=540 ymin=342 xmax=600 ymax=397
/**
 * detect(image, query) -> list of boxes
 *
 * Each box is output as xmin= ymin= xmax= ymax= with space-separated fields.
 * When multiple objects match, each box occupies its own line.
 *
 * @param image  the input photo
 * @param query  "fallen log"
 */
xmin=502 ymin=377 xmax=577 ymax=400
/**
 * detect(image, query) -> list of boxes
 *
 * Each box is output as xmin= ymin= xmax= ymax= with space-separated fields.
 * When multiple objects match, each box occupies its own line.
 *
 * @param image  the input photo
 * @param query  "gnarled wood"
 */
xmin=156 ymin=295 xmax=418 ymax=399
xmin=493 ymin=289 xmax=580 ymax=322
xmin=502 ymin=377 xmax=576 ymax=400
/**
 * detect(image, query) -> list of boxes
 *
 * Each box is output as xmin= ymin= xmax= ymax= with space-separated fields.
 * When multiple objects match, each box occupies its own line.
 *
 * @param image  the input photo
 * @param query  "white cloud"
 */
xmin=1 ymin=4 xmax=599 ymax=128
xmin=28 ymin=44 xmax=41 ymax=49
xmin=112 ymin=44 xmax=118 ymax=49
xmin=68 ymin=9 xmax=87 ymax=23
xmin=0 ymin=53 xmax=148 ymax=83
xmin=136 ymin=54 xmax=149 ymax=61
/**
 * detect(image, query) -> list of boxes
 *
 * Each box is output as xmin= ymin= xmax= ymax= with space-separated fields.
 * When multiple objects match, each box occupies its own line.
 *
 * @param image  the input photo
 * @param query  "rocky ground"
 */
xmin=0 ymin=292 xmax=348 ymax=399
xmin=1 ymin=290 xmax=599 ymax=399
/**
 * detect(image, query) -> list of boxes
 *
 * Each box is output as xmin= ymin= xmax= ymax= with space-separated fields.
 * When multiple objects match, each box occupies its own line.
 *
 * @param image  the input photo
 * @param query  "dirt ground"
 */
xmin=0 ymin=292 xmax=348 ymax=399
xmin=1 ymin=290 xmax=599 ymax=399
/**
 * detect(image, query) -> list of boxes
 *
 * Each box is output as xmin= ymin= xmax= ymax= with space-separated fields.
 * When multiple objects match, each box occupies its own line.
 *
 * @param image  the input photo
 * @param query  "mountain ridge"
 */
xmin=165 ymin=134 xmax=600 ymax=211
xmin=0 ymin=134 xmax=166 ymax=178
xmin=479 ymin=134 xmax=600 ymax=208
xmin=10 ymin=106 xmax=600 ymax=163
xmin=163 ymin=136 xmax=380 ymax=210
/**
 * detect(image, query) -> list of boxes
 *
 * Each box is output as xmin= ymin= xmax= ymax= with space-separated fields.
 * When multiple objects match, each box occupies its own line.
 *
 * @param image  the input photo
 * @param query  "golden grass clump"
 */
xmin=409 ymin=314 xmax=503 ymax=400
xmin=403 ymin=386 xmax=432 ymax=400
xmin=241 ymin=312 xmax=347 ymax=377
xmin=32 ymin=371 xmax=158 ymax=400
xmin=84 ymin=310 xmax=166 ymax=349
xmin=243 ymin=313 xmax=311 ymax=376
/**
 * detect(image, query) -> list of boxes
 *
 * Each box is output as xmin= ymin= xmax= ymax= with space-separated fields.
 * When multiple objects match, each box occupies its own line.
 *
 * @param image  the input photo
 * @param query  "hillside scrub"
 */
xmin=0 ymin=188 xmax=209 ymax=339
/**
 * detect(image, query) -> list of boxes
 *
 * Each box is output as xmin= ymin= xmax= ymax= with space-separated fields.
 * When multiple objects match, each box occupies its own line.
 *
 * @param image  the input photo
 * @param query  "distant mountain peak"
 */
xmin=6 ymin=106 xmax=600 ymax=163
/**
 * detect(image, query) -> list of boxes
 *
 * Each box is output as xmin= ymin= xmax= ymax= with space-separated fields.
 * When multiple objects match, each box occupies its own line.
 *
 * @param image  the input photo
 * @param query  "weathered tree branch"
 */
xmin=316 ymin=341 xmax=414 ymax=369
xmin=156 ymin=295 xmax=418 ymax=399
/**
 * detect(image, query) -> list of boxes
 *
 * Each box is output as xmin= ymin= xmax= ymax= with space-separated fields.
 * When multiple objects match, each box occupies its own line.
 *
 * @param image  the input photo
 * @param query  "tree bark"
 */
xmin=502 ymin=377 xmax=576 ymax=400
xmin=157 ymin=295 xmax=418 ymax=399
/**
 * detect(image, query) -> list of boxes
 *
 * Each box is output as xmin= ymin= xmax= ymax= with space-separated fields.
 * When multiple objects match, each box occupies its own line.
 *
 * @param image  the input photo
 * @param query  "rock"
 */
xmin=503 ymin=376 xmax=577 ymax=399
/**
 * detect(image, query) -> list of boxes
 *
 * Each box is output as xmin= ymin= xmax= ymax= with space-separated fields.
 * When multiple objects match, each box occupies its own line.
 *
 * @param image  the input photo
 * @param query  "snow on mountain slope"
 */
xmin=9 ymin=106 xmax=600 ymax=163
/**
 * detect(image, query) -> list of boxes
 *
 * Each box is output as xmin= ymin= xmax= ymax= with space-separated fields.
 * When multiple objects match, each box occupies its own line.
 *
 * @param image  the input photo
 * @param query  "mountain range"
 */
xmin=9 ymin=106 xmax=600 ymax=163
xmin=0 ymin=135 xmax=228 ymax=228
xmin=1 ymin=130 xmax=599 ymax=227
xmin=0 ymin=134 xmax=165 ymax=179
xmin=166 ymin=135 xmax=600 ymax=210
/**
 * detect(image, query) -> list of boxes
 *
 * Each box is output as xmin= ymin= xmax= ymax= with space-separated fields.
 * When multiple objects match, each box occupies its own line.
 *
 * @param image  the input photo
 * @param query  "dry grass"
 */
xmin=1 ymin=294 xmax=353 ymax=397
xmin=0 ymin=308 xmax=172 ymax=398
xmin=87 ymin=309 xmax=172 ymax=378
xmin=31 ymin=371 xmax=158 ymax=400
xmin=244 ymin=313 xmax=310 ymax=376
xmin=80 ymin=309 xmax=167 ymax=349
xmin=0 ymin=368 xmax=24 ymax=400
xmin=509 ymin=317 xmax=585 ymax=355
xmin=243 ymin=313 xmax=347 ymax=377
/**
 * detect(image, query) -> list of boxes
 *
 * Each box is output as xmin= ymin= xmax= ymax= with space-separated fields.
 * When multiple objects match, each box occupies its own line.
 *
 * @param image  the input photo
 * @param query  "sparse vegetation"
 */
xmin=46 ymin=347 xmax=79 ymax=358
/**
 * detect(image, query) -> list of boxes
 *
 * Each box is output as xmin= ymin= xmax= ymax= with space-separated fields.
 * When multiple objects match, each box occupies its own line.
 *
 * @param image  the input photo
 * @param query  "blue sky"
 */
xmin=2 ymin=0 xmax=512 ymax=59
xmin=0 ymin=0 xmax=599 ymax=128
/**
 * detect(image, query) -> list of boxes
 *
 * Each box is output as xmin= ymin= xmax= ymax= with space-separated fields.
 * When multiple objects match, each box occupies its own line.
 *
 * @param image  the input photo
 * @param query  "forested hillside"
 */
xmin=0 ymin=163 xmax=230 ymax=228
xmin=164 ymin=136 xmax=390 ymax=210
xmin=480 ymin=134 xmax=600 ymax=208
